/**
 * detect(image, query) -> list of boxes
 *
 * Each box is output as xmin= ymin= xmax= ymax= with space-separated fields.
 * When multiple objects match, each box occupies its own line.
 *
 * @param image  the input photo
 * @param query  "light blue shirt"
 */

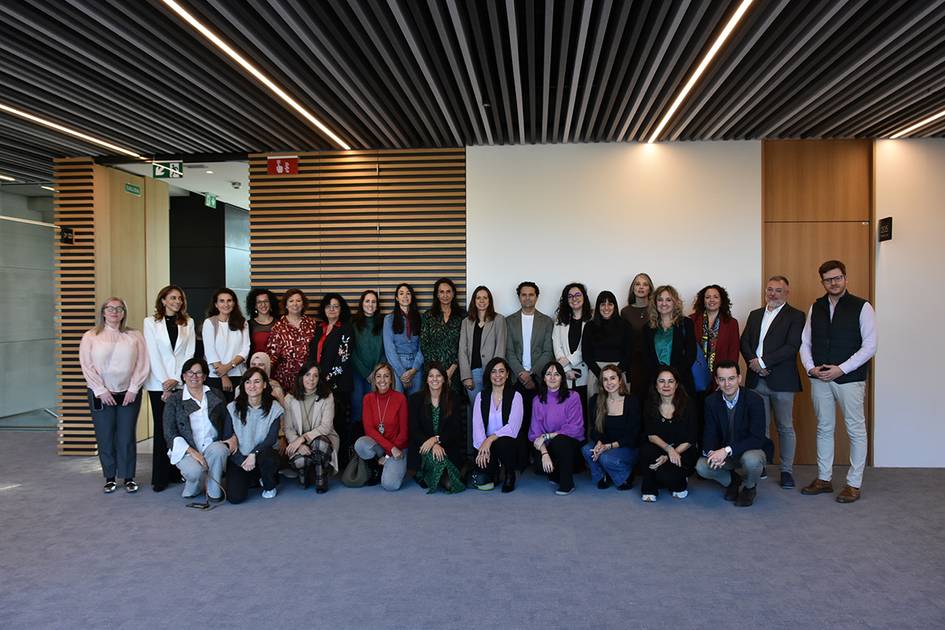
xmin=383 ymin=313 xmax=424 ymax=375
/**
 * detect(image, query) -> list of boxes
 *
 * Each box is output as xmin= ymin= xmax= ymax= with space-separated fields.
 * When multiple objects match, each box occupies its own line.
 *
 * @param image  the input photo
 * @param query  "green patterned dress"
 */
xmin=420 ymin=310 xmax=463 ymax=390
xmin=416 ymin=405 xmax=465 ymax=494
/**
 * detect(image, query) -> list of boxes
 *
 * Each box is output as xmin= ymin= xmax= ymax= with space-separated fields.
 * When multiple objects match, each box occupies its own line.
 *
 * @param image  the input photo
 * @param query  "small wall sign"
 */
xmin=879 ymin=217 xmax=892 ymax=242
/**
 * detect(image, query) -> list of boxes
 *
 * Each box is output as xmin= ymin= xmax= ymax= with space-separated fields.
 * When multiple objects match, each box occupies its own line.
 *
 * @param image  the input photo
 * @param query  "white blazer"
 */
xmin=143 ymin=315 xmax=196 ymax=391
xmin=552 ymin=320 xmax=589 ymax=387
xmin=201 ymin=317 xmax=250 ymax=378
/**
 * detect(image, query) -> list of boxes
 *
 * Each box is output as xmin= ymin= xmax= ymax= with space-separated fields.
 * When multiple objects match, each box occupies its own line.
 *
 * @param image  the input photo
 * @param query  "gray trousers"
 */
xmin=696 ymin=449 xmax=767 ymax=489
xmin=752 ymin=379 xmax=797 ymax=473
xmin=354 ymin=436 xmax=407 ymax=491
xmin=176 ymin=441 xmax=229 ymax=500
xmin=89 ymin=389 xmax=140 ymax=480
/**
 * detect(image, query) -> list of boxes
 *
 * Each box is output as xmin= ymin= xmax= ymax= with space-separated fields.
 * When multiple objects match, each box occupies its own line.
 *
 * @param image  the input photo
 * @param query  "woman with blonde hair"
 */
xmin=642 ymin=285 xmax=696 ymax=397
xmin=80 ymin=297 xmax=150 ymax=493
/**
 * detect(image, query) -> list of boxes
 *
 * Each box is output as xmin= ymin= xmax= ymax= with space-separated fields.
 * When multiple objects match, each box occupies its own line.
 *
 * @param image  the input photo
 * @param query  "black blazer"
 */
xmin=739 ymin=303 xmax=805 ymax=392
xmin=163 ymin=387 xmax=227 ymax=450
xmin=643 ymin=318 xmax=697 ymax=397
xmin=702 ymin=388 xmax=773 ymax=462
xmin=407 ymin=391 xmax=464 ymax=469
xmin=309 ymin=321 xmax=354 ymax=394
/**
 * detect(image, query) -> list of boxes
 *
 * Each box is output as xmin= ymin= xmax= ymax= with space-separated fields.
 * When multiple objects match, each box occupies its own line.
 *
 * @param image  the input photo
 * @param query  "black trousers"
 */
xmin=206 ymin=376 xmax=239 ymax=403
xmin=226 ymin=449 xmax=279 ymax=504
xmin=477 ymin=436 xmax=518 ymax=481
xmin=546 ymin=435 xmax=581 ymax=492
xmin=147 ymin=390 xmax=181 ymax=488
xmin=639 ymin=442 xmax=693 ymax=495
xmin=514 ymin=379 xmax=538 ymax=471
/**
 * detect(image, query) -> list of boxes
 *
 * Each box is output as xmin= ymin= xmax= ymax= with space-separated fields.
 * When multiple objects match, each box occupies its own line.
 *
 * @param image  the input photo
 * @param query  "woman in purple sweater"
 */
xmin=530 ymin=361 xmax=585 ymax=495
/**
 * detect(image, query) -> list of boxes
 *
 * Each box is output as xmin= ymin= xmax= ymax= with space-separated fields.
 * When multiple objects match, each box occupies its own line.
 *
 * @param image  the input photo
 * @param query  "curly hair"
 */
xmin=648 ymin=285 xmax=684 ymax=329
xmin=691 ymin=284 xmax=733 ymax=321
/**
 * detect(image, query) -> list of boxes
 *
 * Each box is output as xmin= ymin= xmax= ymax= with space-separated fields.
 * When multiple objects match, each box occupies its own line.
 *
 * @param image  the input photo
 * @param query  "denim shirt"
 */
xmin=383 ymin=313 xmax=424 ymax=375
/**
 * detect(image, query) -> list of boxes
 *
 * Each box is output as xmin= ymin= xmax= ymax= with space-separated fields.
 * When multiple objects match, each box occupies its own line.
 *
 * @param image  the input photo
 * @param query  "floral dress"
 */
xmin=420 ymin=310 xmax=463 ymax=390
xmin=267 ymin=316 xmax=317 ymax=391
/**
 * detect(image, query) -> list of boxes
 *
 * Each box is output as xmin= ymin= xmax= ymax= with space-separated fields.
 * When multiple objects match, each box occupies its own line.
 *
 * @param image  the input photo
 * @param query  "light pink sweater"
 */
xmin=79 ymin=327 xmax=150 ymax=396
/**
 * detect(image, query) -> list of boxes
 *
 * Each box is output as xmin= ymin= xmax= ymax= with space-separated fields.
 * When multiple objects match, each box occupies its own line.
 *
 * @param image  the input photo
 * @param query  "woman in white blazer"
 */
xmin=552 ymin=283 xmax=591 ymax=424
xmin=202 ymin=288 xmax=250 ymax=404
xmin=143 ymin=285 xmax=196 ymax=492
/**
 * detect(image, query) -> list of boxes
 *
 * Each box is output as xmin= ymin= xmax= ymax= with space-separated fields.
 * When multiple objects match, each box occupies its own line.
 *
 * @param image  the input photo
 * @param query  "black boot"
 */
xmin=365 ymin=459 xmax=382 ymax=486
xmin=501 ymin=469 xmax=516 ymax=493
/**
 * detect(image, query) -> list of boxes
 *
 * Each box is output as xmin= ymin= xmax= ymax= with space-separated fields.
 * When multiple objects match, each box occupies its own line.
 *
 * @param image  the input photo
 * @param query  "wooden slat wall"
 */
xmin=54 ymin=157 xmax=98 ymax=455
xmin=248 ymin=149 xmax=466 ymax=311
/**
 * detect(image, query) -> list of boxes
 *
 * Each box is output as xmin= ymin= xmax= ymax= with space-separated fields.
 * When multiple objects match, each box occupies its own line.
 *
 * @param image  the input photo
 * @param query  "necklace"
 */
xmin=375 ymin=393 xmax=391 ymax=435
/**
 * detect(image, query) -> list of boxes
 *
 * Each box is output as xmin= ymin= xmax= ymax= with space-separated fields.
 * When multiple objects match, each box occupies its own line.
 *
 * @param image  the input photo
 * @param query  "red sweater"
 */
xmin=362 ymin=390 xmax=408 ymax=454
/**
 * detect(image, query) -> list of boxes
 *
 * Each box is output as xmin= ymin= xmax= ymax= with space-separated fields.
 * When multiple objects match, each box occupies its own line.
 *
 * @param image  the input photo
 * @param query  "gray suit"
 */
xmin=505 ymin=309 xmax=555 ymax=379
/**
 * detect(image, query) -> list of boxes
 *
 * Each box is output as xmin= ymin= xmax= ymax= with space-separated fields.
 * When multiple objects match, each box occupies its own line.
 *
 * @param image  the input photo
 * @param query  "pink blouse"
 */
xmin=79 ymin=328 xmax=150 ymax=396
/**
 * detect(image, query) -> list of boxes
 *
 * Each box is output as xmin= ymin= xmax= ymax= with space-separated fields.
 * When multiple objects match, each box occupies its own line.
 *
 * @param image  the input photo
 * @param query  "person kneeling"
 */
xmin=223 ymin=367 xmax=283 ymax=503
xmin=354 ymin=362 xmax=408 ymax=491
xmin=696 ymin=361 xmax=773 ymax=507
xmin=283 ymin=361 xmax=339 ymax=493
xmin=530 ymin=361 xmax=585 ymax=495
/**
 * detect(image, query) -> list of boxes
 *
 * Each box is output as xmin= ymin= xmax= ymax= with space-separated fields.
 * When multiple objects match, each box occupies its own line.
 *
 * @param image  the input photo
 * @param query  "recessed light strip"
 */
xmin=0 ymin=102 xmax=143 ymax=158
xmin=0 ymin=173 xmax=16 ymax=182
xmin=889 ymin=108 xmax=945 ymax=139
xmin=647 ymin=0 xmax=754 ymax=143
xmin=161 ymin=0 xmax=350 ymax=150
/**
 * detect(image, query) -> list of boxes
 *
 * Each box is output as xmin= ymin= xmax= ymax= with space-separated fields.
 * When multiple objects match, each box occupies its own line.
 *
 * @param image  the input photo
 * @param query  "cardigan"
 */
xmin=283 ymin=392 xmax=340 ymax=470
xmin=142 ymin=315 xmax=195 ymax=391
xmin=458 ymin=315 xmax=507 ymax=381
xmin=163 ymin=386 xmax=227 ymax=450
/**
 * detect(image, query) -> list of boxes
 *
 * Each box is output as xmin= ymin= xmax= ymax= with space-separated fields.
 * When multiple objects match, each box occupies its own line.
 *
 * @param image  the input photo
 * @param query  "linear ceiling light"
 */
xmin=42 ymin=185 xmax=56 ymax=192
xmin=0 ymin=173 xmax=16 ymax=181
xmin=647 ymin=0 xmax=754 ymax=143
xmin=889 ymin=107 xmax=945 ymax=139
xmin=161 ymin=0 xmax=350 ymax=150
xmin=0 ymin=102 xmax=143 ymax=158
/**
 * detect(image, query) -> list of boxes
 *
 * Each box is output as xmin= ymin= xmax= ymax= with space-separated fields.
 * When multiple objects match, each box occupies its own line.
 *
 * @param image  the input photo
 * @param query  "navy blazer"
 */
xmin=739 ymin=303 xmax=805 ymax=392
xmin=702 ymin=388 xmax=773 ymax=462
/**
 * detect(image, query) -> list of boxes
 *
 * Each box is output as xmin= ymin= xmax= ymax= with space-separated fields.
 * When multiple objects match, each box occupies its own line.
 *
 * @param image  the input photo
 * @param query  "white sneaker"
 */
xmin=261 ymin=488 xmax=277 ymax=499
xmin=642 ymin=494 xmax=657 ymax=502
xmin=672 ymin=490 xmax=689 ymax=499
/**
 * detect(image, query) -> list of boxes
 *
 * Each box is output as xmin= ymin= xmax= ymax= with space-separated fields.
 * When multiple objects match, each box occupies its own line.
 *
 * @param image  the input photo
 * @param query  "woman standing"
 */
xmin=79 ymin=297 xmax=150 ymax=493
xmin=222 ymin=367 xmax=283 ymax=503
xmin=582 ymin=365 xmax=641 ymax=491
xmin=621 ymin=273 xmax=655 ymax=397
xmin=642 ymin=285 xmax=697 ymax=398
xmin=638 ymin=367 xmax=698 ymax=502
xmin=383 ymin=283 xmax=424 ymax=395
xmin=351 ymin=290 xmax=385 ymax=423
xmin=690 ymin=284 xmax=740 ymax=393
xmin=142 ymin=285 xmax=196 ymax=492
xmin=458 ymin=285 xmax=506 ymax=406
xmin=472 ymin=357 xmax=523 ymax=493
xmin=354 ymin=362 xmax=409 ymax=491
xmin=420 ymin=278 xmax=463 ymax=393
xmin=283 ymin=361 xmax=339 ymax=493
xmin=202 ymin=288 xmax=250 ymax=403
xmin=529 ymin=361 xmax=585 ymax=495
xmin=267 ymin=288 xmax=317 ymax=392
xmin=582 ymin=291 xmax=633 ymax=399
xmin=552 ymin=282 xmax=591 ymax=416
xmin=409 ymin=363 xmax=466 ymax=494
xmin=308 ymin=293 xmax=354 ymax=436
xmin=246 ymin=288 xmax=280 ymax=357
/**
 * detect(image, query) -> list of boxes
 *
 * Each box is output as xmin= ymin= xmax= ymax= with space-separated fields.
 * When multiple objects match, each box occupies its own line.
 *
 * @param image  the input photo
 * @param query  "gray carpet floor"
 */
xmin=0 ymin=431 xmax=943 ymax=630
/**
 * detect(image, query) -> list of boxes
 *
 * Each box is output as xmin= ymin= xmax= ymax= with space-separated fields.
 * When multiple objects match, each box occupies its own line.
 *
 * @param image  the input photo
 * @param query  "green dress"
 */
xmin=417 ymin=405 xmax=465 ymax=494
xmin=420 ymin=310 xmax=462 ymax=389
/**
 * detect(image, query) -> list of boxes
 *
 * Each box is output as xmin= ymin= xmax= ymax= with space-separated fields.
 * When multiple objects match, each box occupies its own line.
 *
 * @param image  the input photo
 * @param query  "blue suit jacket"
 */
xmin=702 ymin=387 xmax=774 ymax=462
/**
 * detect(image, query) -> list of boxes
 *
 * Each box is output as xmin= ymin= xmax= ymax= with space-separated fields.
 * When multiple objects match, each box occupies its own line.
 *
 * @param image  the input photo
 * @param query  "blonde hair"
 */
xmin=94 ymin=297 xmax=131 ymax=334
xmin=648 ymin=285 xmax=683 ymax=329
xmin=594 ymin=365 xmax=628 ymax=435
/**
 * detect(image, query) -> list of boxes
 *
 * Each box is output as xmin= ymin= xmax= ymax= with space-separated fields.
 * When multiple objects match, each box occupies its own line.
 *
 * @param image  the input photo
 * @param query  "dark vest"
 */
xmin=479 ymin=387 xmax=515 ymax=435
xmin=810 ymin=292 xmax=869 ymax=384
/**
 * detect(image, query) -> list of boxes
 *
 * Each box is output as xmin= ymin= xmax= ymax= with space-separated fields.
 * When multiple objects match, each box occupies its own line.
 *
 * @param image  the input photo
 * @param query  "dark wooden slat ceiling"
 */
xmin=2 ymin=0 xmax=945 ymax=182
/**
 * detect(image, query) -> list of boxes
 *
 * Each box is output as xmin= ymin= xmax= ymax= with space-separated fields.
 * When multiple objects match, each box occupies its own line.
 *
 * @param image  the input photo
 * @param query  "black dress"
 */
xmin=639 ymin=400 xmax=698 ymax=496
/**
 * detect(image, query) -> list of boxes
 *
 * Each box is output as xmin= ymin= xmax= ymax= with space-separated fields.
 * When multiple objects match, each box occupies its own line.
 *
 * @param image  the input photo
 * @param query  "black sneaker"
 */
xmin=597 ymin=475 xmax=612 ymax=490
xmin=735 ymin=485 xmax=757 ymax=507
xmin=780 ymin=471 xmax=795 ymax=489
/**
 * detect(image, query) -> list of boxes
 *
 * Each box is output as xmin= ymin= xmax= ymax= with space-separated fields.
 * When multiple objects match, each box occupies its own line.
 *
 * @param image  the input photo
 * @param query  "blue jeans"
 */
xmin=393 ymin=353 xmax=422 ymax=395
xmin=350 ymin=372 xmax=370 ymax=423
xmin=581 ymin=443 xmax=637 ymax=486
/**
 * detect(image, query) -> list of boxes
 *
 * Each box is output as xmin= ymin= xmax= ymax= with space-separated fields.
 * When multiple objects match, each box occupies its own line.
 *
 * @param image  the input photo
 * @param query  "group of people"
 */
xmin=78 ymin=259 xmax=876 ymax=505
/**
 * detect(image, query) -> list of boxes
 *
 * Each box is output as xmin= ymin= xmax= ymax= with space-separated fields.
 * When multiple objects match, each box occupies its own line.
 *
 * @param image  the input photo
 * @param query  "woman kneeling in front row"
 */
xmin=530 ymin=361 xmax=585 ymax=495
xmin=639 ymin=367 xmax=698 ymax=502
xmin=472 ymin=357 xmax=522 ymax=492
xmin=283 ymin=360 xmax=339 ymax=493
xmin=582 ymin=364 xmax=642 ymax=491
xmin=410 ymin=362 xmax=465 ymax=494
xmin=355 ymin=362 xmax=408 ymax=491
xmin=223 ymin=367 xmax=283 ymax=503
xmin=163 ymin=358 xmax=230 ymax=502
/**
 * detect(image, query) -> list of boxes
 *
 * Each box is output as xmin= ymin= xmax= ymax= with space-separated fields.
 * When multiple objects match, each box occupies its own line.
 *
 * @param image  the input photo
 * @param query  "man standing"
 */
xmin=506 ymin=282 xmax=554 ymax=468
xmin=800 ymin=260 xmax=877 ymax=503
xmin=740 ymin=275 xmax=805 ymax=489
xmin=696 ymin=361 xmax=773 ymax=507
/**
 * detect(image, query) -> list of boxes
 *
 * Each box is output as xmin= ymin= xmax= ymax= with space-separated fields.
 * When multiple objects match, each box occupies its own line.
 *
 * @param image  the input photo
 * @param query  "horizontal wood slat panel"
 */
xmin=54 ymin=157 xmax=97 ymax=456
xmin=249 ymin=149 xmax=466 ymax=312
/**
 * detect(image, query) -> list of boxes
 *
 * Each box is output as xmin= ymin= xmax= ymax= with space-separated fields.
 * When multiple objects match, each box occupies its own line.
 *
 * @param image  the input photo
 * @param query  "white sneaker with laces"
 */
xmin=642 ymin=494 xmax=657 ymax=502
xmin=672 ymin=490 xmax=689 ymax=499
xmin=261 ymin=488 xmax=277 ymax=499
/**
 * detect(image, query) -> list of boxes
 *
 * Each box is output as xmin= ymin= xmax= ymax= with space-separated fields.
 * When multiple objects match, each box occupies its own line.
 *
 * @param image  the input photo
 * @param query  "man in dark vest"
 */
xmin=799 ymin=260 xmax=877 ymax=503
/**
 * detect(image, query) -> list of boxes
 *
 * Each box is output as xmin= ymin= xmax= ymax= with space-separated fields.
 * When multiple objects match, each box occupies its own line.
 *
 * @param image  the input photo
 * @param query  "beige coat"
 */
xmin=458 ymin=314 xmax=507 ymax=381
xmin=282 ymin=393 xmax=340 ymax=470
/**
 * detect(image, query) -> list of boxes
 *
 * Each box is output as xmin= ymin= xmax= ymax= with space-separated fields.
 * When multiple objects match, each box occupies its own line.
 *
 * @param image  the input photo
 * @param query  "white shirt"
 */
xmin=521 ymin=314 xmax=534 ymax=371
xmin=201 ymin=318 xmax=250 ymax=378
xmin=755 ymin=302 xmax=786 ymax=369
xmin=799 ymin=297 xmax=877 ymax=375
xmin=184 ymin=386 xmax=217 ymax=454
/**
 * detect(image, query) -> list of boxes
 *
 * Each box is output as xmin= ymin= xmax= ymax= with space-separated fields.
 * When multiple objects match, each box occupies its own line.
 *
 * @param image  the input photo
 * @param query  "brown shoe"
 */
xmin=836 ymin=485 xmax=861 ymax=503
xmin=800 ymin=479 xmax=834 ymax=495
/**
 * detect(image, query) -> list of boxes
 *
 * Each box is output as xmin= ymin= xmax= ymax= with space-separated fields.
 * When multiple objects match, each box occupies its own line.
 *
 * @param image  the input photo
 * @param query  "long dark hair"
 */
xmin=422 ymin=361 xmax=453 ymax=417
xmin=391 ymin=282 xmax=421 ymax=336
xmin=207 ymin=288 xmax=246 ymax=331
xmin=482 ymin=356 xmax=511 ymax=397
xmin=246 ymin=288 xmax=281 ymax=320
xmin=538 ymin=361 xmax=570 ymax=404
xmin=556 ymin=282 xmax=591 ymax=325
xmin=234 ymin=367 xmax=274 ymax=424
xmin=319 ymin=292 xmax=351 ymax=323
xmin=293 ymin=360 xmax=330 ymax=400
xmin=353 ymin=289 xmax=384 ymax=334
xmin=466 ymin=285 xmax=496 ymax=322
xmin=153 ymin=285 xmax=189 ymax=326
xmin=691 ymin=284 xmax=733 ymax=321
xmin=647 ymin=366 xmax=688 ymax=415
xmin=429 ymin=278 xmax=462 ymax=320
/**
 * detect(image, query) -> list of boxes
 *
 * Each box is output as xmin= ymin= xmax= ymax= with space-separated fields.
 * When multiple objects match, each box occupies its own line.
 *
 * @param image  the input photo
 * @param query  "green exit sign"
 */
xmin=124 ymin=183 xmax=141 ymax=196
xmin=153 ymin=162 xmax=183 ymax=178
xmin=204 ymin=192 xmax=217 ymax=208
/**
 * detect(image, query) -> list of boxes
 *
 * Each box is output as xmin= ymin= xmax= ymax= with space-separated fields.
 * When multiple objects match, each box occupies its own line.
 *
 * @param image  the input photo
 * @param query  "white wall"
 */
xmin=874 ymin=139 xmax=945 ymax=467
xmin=467 ymin=142 xmax=762 ymax=324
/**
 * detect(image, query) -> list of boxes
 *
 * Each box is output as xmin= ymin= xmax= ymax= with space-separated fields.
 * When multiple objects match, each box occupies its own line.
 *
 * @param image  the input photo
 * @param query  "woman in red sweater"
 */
xmin=689 ymin=285 xmax=740 ymax=393
xmin=353 ymin=362 xmax=408 ymax=490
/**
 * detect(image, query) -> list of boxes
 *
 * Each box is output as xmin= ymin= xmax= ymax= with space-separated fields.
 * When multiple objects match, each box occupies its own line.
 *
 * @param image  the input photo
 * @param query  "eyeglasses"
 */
xmin=183 ymin=370 xmax=205 ymax=378
xmin=567 ymin=293 xmax=583 ymax=300
xmin=325 ymin=303 xmax=340 ymax=310
xmin=103 ymin=306 xmax=125 ymax=313
xmin=821 ymin=275 xmax=845 ymax=285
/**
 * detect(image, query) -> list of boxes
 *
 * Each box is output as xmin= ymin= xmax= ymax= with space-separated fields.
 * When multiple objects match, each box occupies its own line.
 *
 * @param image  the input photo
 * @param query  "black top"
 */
xmin=810 ymin=292 xmax=869 ymax=384
xmin=308 ymin=321 xmax=355 ymax=394
xmin=582 ymin=316 xmax=633 ymax=377
xmin=567 ymin=318 xmax=582 ymax=353
xmin=470 ymin=323 xmax=484 ymax=370
xmin=588 ymin=394 xmax=642 ymax=448
xmin=643 ymin=399 xmax=698 ymax=448
xmin=407 ymin=391 xmax=465 ymax=469
xmin=165 ymin=316 xmax=178 ymax=350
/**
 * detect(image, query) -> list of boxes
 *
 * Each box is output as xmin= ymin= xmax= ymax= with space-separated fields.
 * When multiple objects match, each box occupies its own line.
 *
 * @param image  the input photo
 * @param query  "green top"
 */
xmin=420 ymin=310 xmax=462 ymax=383
xmin=654 ymin=326 xmax=674 ymax=366
xmin=352 ymin=315 xmax=385 ymax=379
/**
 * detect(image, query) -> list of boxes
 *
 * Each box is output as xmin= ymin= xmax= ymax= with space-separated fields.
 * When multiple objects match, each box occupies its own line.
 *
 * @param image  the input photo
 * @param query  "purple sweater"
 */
xmin=529 ymin=390 xmax=584 ymax=441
